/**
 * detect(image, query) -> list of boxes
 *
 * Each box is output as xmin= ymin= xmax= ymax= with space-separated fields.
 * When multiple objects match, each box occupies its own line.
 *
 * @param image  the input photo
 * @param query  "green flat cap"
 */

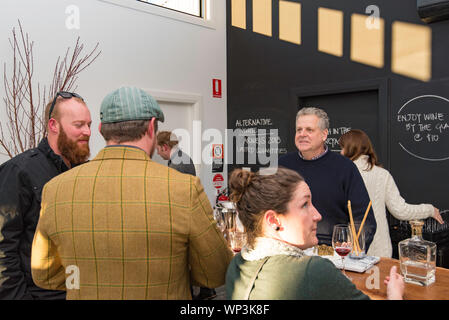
xmin=100 ymin=86 xmax=165 ymax=123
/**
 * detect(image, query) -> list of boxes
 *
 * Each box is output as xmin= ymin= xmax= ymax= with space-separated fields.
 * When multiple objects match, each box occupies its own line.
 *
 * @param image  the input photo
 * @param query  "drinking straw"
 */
xmin=356 ymin=201 xmax=372 ymax=242
xmin=347 ymin=200 xmax=361 ymax=254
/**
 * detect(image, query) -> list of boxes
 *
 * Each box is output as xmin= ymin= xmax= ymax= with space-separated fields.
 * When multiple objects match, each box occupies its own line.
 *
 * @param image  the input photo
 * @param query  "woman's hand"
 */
xmin=433 ymin=207 xmax=444 ymax=225
xmin=384 ymin=266 xmax=404 ymax=300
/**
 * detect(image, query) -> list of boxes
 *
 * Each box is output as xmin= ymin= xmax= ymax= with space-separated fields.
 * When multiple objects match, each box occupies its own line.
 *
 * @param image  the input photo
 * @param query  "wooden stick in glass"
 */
xmin=347 ymin=200 xmax=361 ymax=254
xmin=356 ymin=201 xmax=372 ymax=242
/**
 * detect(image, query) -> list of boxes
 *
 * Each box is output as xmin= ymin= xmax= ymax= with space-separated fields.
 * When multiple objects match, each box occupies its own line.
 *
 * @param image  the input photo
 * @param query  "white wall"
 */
xmin=0 ymin=0 xmax=227 ymax=204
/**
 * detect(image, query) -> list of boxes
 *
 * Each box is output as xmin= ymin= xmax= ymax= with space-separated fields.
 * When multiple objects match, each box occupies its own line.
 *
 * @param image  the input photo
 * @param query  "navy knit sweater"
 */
xmin=279 ymin=151 xmax=377 ymax=249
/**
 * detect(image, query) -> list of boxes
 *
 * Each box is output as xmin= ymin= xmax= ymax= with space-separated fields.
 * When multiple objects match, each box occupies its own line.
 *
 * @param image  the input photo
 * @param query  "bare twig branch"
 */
xmin=1 ymin=20 xmax=101 ymax=158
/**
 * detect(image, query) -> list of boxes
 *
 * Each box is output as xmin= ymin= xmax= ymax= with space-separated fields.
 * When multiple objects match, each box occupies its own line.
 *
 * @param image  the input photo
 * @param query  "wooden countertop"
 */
xmin=348 ymin=257 xmax=449 ymax=300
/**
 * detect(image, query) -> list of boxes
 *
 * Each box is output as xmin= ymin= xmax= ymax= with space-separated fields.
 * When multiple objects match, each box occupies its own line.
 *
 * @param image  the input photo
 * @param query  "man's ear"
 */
xmin=322 ymin=128 xmax=329 ymax=142
xmin=48 ymin=118 xmax=60 ymax=134
xmin=148 ymin=118 xmax=156 ymax=138
xmin=98 ymin=122 xmax=102 ymax=133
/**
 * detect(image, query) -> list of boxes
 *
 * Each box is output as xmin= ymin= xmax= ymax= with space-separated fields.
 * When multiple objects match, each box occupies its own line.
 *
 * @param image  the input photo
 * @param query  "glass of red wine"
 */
xmin=228 ymin=231 xmax=246 ymax=254
xmin=332 ymin=224 xmax=353 ymax=279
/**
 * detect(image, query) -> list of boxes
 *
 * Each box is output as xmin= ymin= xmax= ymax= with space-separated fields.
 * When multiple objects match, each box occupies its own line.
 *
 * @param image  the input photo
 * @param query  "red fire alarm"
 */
xmin=212 ymin=79 xmax=222 ymax=98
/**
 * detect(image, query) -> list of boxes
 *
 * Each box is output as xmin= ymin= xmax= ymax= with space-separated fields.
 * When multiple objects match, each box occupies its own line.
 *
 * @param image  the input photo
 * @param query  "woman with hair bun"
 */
xmin=225 ymin=168 xmax=404 ymax=300
xmin=339 ymin=129 xmax=443 ymax=258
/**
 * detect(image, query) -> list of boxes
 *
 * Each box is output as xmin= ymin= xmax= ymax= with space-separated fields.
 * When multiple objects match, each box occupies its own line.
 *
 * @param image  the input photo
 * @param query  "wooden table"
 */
xmin=348 ymin=258 xmax=449 ymax=300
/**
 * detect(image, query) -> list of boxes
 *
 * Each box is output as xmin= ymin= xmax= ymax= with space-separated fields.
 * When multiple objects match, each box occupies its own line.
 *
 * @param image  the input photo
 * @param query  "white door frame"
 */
xmin=145 ymin=88 xmax=203 ymax=178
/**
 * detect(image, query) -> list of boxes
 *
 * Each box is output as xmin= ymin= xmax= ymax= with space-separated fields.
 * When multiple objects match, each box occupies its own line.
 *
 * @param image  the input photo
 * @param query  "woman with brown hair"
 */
xmin=225 ymin=167 xmax=404 ymax=300
xmin=339 ymin=129 xmax=443 ymax=257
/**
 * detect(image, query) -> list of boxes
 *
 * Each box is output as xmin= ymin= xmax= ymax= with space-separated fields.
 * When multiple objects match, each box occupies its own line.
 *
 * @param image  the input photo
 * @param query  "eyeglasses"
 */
xmin=48 ymin=91 xmax=84 ymax=120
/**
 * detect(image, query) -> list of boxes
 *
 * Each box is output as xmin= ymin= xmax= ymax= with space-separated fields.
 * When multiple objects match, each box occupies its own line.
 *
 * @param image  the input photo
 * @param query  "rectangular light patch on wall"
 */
xmin=279 ymin=1 xmax=301 ymax=45
xmin=350 ymin=13 xmax=385 ymax=68
xmin=253 ymin=0 xmax=272 ymax=37
xmin=232 ymin=0 xmax=246 ymax=29
xmin=392 ymin=21 xmax=432 ymax=82
xmin=318 ymin=7 xmax=343 ymax=57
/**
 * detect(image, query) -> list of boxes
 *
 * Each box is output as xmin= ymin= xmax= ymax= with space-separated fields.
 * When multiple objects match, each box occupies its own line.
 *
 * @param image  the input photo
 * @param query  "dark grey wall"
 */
xmin=227 ymin=0 xmax=449 ymax=211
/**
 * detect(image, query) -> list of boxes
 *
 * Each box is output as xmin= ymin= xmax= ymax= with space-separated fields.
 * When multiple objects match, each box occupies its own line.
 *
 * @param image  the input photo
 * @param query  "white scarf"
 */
xmin=241 ymin=237 xmax=305 ymax=261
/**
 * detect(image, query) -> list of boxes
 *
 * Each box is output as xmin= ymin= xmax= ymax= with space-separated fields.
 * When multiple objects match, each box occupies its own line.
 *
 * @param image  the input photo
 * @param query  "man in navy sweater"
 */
xmin=279 ymin=107 xmax=376 ymax=249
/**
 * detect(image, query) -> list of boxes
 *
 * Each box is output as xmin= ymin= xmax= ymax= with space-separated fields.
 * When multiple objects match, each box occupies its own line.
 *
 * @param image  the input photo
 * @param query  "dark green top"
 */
xmin=226 ymin=253 xmax=370 ymax=300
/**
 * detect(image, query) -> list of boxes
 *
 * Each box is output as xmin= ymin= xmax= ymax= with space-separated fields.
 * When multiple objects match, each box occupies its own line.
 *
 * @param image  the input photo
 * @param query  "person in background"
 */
xmin=226 ymin=168 xmax=404 ymax=300
xmin=31 ymin=86 xmax=233 ymax=299
xmin=278 ymin=107 xmax=377 ymax=250
xmin=156 ymin=131 xmax=196 ymax=176
xmin=0 ymin=91 xmax=91 ymax=299
xmin=338 ymin=129 xmax=443 ymax=257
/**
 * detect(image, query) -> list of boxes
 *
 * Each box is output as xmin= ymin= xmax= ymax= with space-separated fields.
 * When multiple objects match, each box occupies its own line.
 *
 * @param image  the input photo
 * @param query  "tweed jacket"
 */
xmin=31 ymin=146 xmax=233 ymax=300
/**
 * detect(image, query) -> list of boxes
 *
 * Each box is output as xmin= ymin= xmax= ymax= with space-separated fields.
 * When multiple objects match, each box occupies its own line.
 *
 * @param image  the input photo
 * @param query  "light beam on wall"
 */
xmin=279 ymin=1 xmax=301 ymax=45
xmin=350 ymin=13 xmax=385 ymax=68
xmin=253 ymin=0 xmax=272 ymax=37
xmin=318 ymin=7 xmax=343 ymax=57
xmin=231 ymin=0 xmax=246 ymax=29
xmin=232 ymin=2 xmax=433 ymax=82
xmin=392 ymin=21 xmax=432 ymax=81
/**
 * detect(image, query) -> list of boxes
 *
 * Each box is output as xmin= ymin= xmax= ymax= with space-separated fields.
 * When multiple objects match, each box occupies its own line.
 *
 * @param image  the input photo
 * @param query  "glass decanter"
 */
xmin=398 ymin=220 xmax=436 ymax=286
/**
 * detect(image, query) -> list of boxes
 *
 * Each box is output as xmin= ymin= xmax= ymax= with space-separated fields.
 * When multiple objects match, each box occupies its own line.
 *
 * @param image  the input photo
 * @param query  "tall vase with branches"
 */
xmin=0 ymin=20 xmax=101 ymax=159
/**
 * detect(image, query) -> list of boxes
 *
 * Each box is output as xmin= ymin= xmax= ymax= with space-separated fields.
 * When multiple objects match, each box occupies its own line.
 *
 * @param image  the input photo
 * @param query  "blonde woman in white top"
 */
xmin=338 ymin=129 xmax=443 ymax=257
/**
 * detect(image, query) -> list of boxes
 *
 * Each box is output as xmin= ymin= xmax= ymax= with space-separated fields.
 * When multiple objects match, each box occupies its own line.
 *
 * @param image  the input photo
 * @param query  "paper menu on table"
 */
xmin=303 ymin=247 xmax=380 ymax=273
xmin=325 ymin=255 xmax=380 ymax=273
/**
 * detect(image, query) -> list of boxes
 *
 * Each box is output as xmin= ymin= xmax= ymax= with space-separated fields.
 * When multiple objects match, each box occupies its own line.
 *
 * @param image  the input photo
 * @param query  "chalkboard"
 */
xmin=390 ymin=80 xmax=449 ymax=211
xmin=227 ymin=106 xmax=289 ymax=173
xmin=395 ymin=95 xmax=449 ymax=161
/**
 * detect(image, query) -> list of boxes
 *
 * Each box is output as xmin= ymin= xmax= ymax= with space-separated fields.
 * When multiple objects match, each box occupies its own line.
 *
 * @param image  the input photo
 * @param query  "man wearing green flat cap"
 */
xmin=31 ymin=86 xmax=233 ymax=300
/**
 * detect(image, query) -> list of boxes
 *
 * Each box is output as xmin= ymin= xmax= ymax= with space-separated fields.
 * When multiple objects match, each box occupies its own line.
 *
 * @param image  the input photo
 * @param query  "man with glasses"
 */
xmin=31 ymin=86 xmax=232 ymax=300
xmin=0 ymin=91 xmax=91 ymax=299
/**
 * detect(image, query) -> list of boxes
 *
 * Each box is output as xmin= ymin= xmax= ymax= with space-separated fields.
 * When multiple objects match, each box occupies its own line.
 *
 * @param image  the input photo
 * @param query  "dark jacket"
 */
xmin=168 ymin=147 xmax=196 ymax=176
xmin=0 ymin=138 xmax=67 ymax=300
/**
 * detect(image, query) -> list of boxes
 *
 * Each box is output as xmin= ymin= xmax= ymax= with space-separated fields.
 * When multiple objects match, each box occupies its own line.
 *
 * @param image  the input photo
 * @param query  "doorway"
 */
xmin=147 ymin=89 xmax=203 ymax=178
xmin=291 ymin=79 xmax=389 ymax=165
xmin=300 ymin=90 xmax=380 ymax=157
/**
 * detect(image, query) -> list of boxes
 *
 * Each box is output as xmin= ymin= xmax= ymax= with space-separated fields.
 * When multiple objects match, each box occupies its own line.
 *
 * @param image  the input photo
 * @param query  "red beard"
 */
xmin=57 ymin=126 xmax=90 ymax=166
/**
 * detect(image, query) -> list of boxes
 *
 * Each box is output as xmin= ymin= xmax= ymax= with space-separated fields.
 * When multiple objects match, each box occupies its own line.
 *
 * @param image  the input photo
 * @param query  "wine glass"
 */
xmin=213 ymin=208 xmax=226 ymax=233
xmin=332 ymin=224 xmax=353 ymax=279
xmin=228 ymin=231 xmax=246 ymax=254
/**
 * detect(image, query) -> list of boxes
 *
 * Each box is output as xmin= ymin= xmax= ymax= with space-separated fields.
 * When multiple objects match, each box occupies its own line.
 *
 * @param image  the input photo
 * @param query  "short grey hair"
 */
xmin=296 ymin=107 xmax=330 ymax=130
